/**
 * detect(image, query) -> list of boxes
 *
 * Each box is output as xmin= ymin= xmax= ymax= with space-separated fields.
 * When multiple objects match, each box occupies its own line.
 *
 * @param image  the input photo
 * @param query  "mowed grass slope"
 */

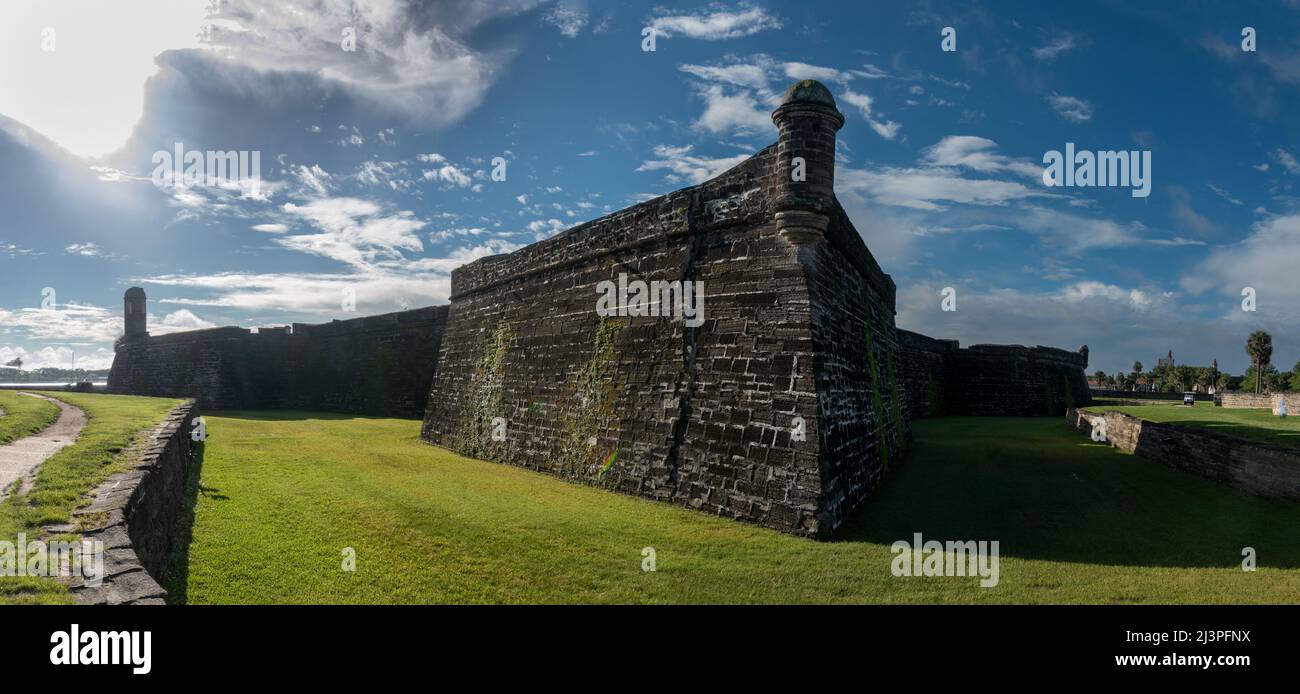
xmin=178 ymin=413 xmax=1300 ymax=604
xmin=1085 ymin=402 xmax=1300 ymax=449
xmin=0 ymin=391 xmax=60 ymax=444
xmin=0 ymin=391 xmax=183 ymax=604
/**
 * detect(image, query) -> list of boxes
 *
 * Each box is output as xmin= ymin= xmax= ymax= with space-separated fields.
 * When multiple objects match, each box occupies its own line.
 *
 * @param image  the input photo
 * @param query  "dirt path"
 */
xmin=0 ymin=393 xmax=87 ymax=502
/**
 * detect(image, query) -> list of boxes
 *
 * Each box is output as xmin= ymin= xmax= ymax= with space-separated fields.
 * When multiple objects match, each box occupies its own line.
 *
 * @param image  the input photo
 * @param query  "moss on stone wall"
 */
xmin=558 ymin=316 xmax=625 ymax=481
xmin=926 ymin=368 xmax=942 ymax=415
xmin=887 ymin=350 xmax=906 ymax=447
xmin=454 ymin=321 xmax=511 ymax=460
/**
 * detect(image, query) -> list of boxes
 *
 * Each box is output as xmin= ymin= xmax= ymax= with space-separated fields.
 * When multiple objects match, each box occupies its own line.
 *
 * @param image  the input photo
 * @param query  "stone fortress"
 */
xmin=108 ymin=81 xmax=1090 ymax=538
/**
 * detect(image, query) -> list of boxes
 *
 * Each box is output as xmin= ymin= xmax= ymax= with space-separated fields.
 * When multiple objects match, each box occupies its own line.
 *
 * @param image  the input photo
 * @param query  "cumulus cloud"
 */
xmin=921 ymin=136 xmax=1041 ymax=178
xmin=198 ymin=0 xmax=535 ymax=128
xmin=891 ymin=278 xmax=1268 ymax=374
xmin=0 ymin=345 xmax=117 ymax=372
xmin=1183 ymin=212 xmax=1300 ymax=325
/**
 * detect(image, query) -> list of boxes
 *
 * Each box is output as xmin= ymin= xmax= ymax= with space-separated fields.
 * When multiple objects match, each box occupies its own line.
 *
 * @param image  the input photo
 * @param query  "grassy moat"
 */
xmin=3 ymin=392 xmax=1298 ymax=604
xmin=174 ymin=409 xmax=1300 ymax=604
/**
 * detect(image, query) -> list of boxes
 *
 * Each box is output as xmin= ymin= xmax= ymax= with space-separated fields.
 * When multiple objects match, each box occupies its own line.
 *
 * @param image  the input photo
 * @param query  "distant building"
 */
xmin=1156 ymin=350 xmax=1174 ymax=369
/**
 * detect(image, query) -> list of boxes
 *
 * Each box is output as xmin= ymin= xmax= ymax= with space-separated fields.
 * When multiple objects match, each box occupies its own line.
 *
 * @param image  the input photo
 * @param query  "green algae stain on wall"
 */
xmin=454 ymin=321 xmax=512 ymax=461
xmin=558 ymin=316 xmax=625 ymax=481
xmin=886 ymin=349 xmax=906 ymax=447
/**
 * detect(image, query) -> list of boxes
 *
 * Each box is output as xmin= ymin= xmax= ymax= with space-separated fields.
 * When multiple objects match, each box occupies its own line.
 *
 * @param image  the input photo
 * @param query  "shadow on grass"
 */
xmin=831 ymin=417 xmax=1300 ymax=570
xmin=209 ymin=410 xmax=420 ymax=423
xmin=163 ymin=441 xmax=213 ymax=605
xmin=1139 ymin=419 xmax=1300 ymax=449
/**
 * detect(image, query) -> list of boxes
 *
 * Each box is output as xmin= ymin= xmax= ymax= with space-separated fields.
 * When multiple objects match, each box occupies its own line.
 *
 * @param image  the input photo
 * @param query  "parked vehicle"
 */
xmin=1183 ymin=392 xmax=1195 ymax=406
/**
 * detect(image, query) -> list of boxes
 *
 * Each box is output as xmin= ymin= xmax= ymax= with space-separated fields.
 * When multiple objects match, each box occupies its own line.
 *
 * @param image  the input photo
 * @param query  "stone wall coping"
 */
xmin=60 ymin=399 xmax=198 ymax=605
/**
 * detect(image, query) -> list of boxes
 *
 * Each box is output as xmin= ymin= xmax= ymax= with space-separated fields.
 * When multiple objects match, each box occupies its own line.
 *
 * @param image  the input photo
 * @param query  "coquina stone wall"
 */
xmin=422 ymin=81 xmax=910 ymax=537
xmin=897 ymin=329 xmax=1091 ymax=418
xmin=65 ymin=400 xmax=199 ymax=604
xmin=108 ymin=304 xmax=447 ymax=418
xmin=1216 ymin=392 xmax=1300 ymax=411
xmin=1067 ymin=408 xmax=1300 ymax=502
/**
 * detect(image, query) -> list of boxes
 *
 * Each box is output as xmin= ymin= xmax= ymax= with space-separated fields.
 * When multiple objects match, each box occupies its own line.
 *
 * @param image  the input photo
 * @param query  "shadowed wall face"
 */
xmin=897 ymin=329 xmax=1092 ymax=418
xmin=108 ymin=305 xmax=448 ymax=418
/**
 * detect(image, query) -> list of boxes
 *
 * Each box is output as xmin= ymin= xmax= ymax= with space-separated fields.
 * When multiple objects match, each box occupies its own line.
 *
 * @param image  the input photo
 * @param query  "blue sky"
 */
xmin=1 ymin=0 xmax=1298 ymax=375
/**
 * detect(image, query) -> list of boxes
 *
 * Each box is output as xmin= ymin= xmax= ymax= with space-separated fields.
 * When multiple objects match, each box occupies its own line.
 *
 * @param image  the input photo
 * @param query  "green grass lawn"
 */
xmin=1085 ymin=402 xmax=1300 ymax=449
xmin=0 ymin=390 xmax=60 ymax=444
xmin=175 ymin=412 xmax=1300 ymax=605
xmin=0 ymin=391 xmax=183 ymax=604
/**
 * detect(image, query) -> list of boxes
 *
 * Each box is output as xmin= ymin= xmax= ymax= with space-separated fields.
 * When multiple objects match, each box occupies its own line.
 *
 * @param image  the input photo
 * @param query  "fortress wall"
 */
xmin=804 ymin=203 xmax=911 ymax=529
xmin=895 ymin=331 xmax=1091 ymax=418
xmin=1068 ymin=408 xmax=1300 ymax=502
xmin=422 ymin=147 xmax=845 ymax=535
xmin=108 ymin=306 xmax=446 ymax=417
xmin=948 ymin=344 xmax=1091 ymax=416
xmin=1216 ymin=392 xmax=1300 ymax=411
xmin=895 ymin=329 xmax=957 ymax=419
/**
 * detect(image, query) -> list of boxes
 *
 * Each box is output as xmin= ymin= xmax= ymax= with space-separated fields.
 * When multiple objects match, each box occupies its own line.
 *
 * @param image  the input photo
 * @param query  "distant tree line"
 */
xmin=0 ymin=366 xmax=110 ymax=383
xmin=1093 ymin=330 xmax=1299 ymax=394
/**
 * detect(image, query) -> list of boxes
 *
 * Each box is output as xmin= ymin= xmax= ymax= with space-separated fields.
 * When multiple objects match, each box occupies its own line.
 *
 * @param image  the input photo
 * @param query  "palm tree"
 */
xmin=1131 ymin=361 xmax=1143 ymax=391
xmin=1246 ymin=331 xmax=1273 ymax=394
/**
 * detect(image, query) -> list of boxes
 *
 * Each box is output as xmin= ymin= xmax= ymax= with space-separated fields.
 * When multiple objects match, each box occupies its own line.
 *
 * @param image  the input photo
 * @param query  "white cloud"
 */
xmin=782 ymin=62 xmax=855 ymax=85
xmin=1032 ymin=34 xmax=1079 ymax=61
xmin=691 ymin=85 xmax=774 ymax=136
xmin=64 ymin=242 xmax=105 ymax=257
xmin=251 ymin=223 xmax=289 ymax=233
xmin=1047 ymin=93 xmax=1093 ymax=123
xmin=0 ymin=345 xmax=117 ymax=372
xmin=1272 ymin=148 xmax=1300 ymax=174
xmin=156 ymin=309 xmax=217 ymax=333
xmin=840 ymin=90 xmax=900 ymax=140
xmin=280 ymin=197 xmax=426 ymax=268
xmin=294 ymin=164 xmax=333 ymax=196
xmin=197 ymin=0 xmax=536 ymax=129
xmin=543 ymin=2 xmax=588 ymax=38
xmin=890 ymin=279 xmax=1269 ymax=375
xmin=422 ymin=163 xmax=472 ymax=188
xmin=526 ymin=218 xmax=568 ymax=239
xmin=1207 ymin=183 xmax=1243 ymax=206
xmin=636 ymin=144 xmax=749 ymax=185
xmin=649 ymin=6 xmax=781 ymax=40
xmin=0 ymin=304 xmax=121 ymax=343
xmin=921 ymin=136 xmax=1041 ymax=178
xmin=1182 ymin=212 xmax=1300 ymax=324
xmin=838 ymin=166 xmax=1047 ymax=211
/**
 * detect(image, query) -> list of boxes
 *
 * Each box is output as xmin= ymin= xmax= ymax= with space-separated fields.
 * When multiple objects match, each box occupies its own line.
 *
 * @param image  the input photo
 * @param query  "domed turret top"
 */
xmin=780 ymin=79 xmax=837 ymax=108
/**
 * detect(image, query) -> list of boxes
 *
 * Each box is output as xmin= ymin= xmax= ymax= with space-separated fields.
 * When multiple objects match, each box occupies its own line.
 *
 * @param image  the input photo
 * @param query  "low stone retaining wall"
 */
xmin=1091 ymin=389 xmax=1212 ymax=402
xmin=1215 ymin=392 xmax=1300 ymax=411
xmin=62 ymin=400 xmax=199 ymax=604
xmin=1066 ymin=408 xmax=1300 ymax=502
